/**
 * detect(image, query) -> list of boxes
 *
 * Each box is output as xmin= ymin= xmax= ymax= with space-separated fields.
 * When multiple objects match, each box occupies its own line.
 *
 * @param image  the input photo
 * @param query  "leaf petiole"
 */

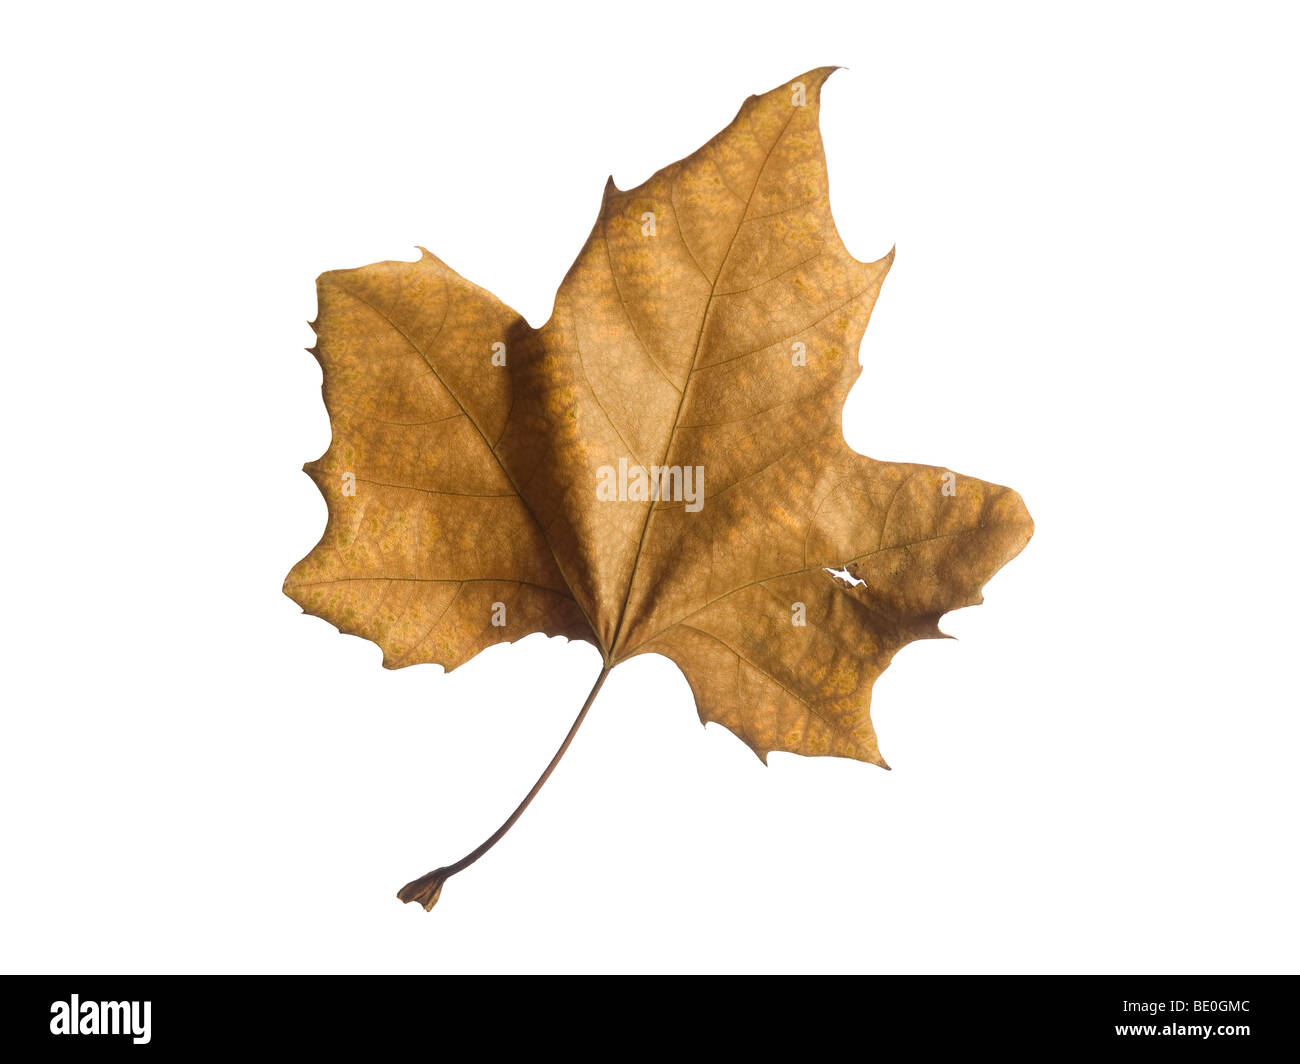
xmin=397 ymin=664 xmax=611 ymax=911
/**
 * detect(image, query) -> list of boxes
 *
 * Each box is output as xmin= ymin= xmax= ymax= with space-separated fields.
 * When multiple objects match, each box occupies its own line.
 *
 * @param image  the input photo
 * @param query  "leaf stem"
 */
xmin=397 ymin=664 xmax=612 ymax=910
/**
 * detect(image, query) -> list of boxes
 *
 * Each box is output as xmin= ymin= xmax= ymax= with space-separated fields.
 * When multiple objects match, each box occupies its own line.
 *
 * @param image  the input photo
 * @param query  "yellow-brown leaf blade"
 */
xmin=284 ymin=251 xmax=592 ymax=670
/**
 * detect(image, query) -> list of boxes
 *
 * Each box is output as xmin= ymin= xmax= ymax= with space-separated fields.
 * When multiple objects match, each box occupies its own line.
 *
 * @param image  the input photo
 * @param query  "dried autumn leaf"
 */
xmin=284 ymin=67 xmax=1033 ymax=910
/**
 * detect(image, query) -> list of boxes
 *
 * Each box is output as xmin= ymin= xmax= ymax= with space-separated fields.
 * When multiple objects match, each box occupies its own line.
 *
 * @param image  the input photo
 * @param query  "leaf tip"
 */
xmin=789 ymin=65 xmax=841 ymax=109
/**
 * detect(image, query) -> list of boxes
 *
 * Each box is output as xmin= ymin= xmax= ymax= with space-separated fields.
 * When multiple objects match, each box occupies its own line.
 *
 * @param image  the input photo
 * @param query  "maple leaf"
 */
xmin=284 ymin=68 xmax=1033 ymax=910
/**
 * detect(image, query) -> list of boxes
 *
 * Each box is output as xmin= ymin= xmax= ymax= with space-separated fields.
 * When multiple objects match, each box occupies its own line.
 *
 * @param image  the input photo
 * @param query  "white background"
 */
xmin=2 ymin=1 xmax=1296 ymax=974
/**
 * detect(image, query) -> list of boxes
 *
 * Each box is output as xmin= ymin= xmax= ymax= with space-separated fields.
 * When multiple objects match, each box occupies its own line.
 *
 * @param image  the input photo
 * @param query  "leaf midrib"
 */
xmin=607 ymin=102 xmax=802 ymax=662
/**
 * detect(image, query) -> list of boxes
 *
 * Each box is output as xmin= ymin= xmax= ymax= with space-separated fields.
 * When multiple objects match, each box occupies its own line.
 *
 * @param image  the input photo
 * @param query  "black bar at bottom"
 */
xmin=0 ymin=974 xmax=1290 ymax=1052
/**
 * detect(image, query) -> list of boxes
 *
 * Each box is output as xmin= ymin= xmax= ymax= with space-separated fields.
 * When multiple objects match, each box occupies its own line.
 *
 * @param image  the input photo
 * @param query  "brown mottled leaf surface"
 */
xmin=285 ymin=67 xmax=1033 ymax=772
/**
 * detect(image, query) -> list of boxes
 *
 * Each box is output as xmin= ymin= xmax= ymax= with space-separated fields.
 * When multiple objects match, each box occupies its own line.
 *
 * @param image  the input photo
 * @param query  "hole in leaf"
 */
xmin=825 ymin=565 xmax=866 ymax=589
